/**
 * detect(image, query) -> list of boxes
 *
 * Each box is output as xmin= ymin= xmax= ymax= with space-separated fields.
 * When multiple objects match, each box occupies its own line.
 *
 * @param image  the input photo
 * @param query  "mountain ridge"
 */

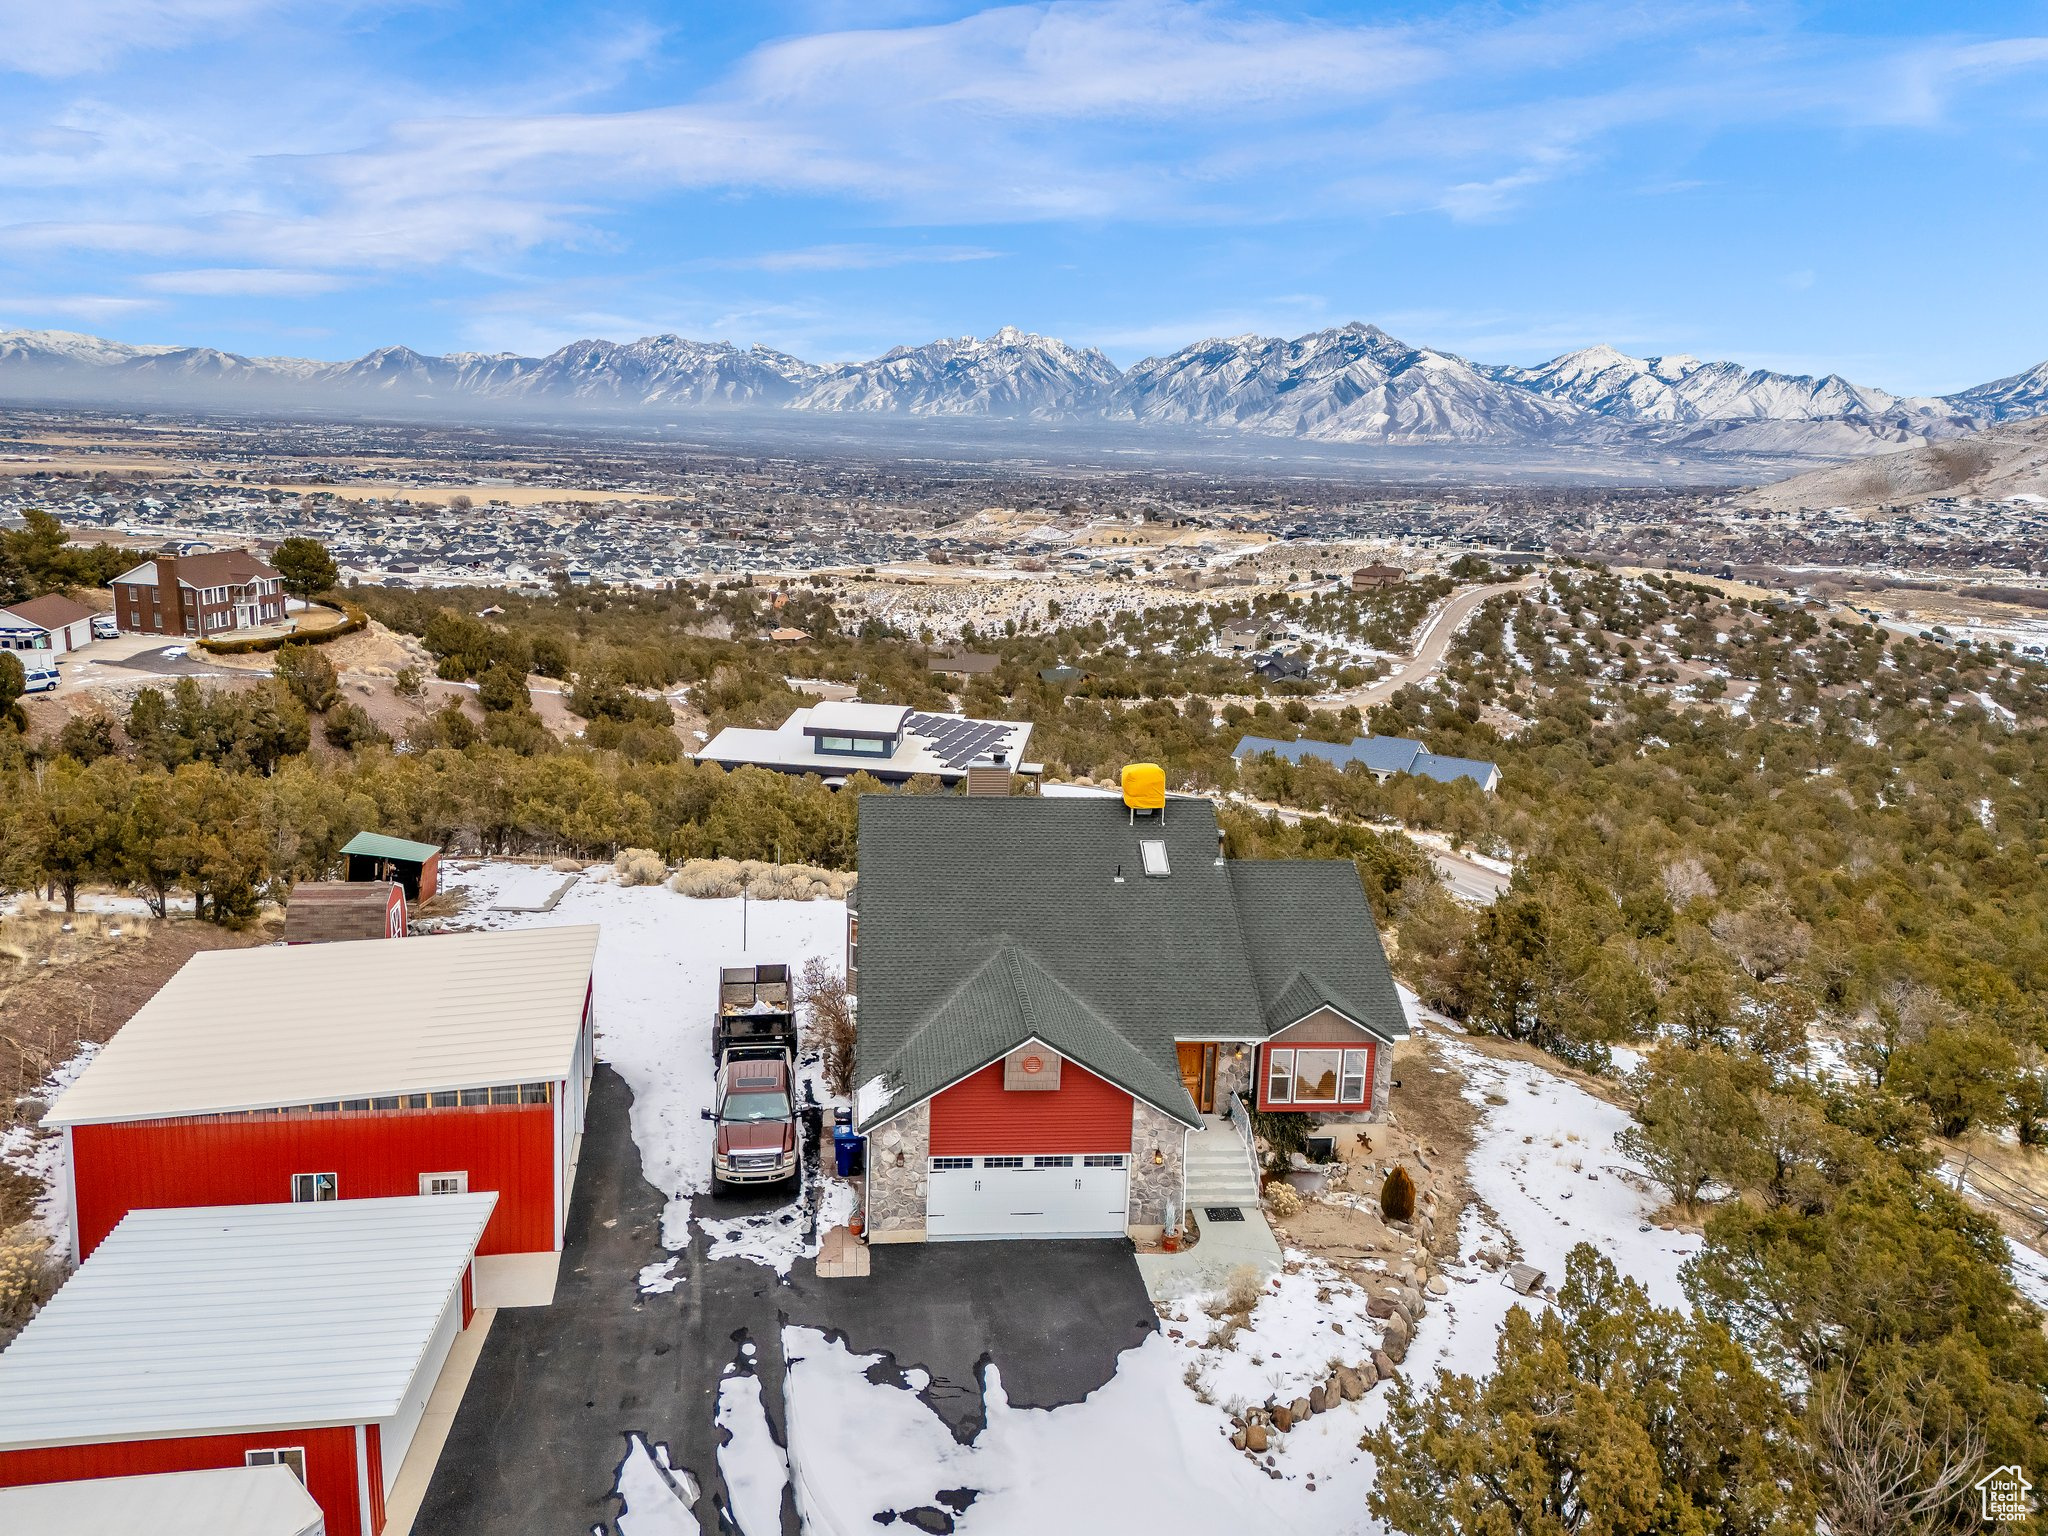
xmin=1 ymin=323 xmax=2040 ymax=454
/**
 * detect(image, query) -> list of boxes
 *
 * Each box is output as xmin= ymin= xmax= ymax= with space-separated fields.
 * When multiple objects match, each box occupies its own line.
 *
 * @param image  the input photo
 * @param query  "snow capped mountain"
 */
xmin=0 ymin=325 xmax=2040 ymax=459
xmin=1495 ymin=344 xmax=1961 ymax=428
xmin=0 ymin=328 xmax=183 ymax=369
xmin=1114 ymin=323 xmax=1584 ymax=442
xmin=793 ymin=327 xmax=1119 ymax=417
xmin=496 ymin=335 xmax=820 ymax=406
xmin=1945 ymin=359 xmax=2048 ymax=424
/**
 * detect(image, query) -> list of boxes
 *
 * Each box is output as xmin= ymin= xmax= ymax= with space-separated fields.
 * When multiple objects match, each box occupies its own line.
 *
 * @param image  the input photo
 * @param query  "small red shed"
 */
xmin=282 ymin=881 xmax=407 ymax=944
xmin=0 ymin=1194 xmax=495 ymax=1536
xmin=43 ymin=925 xmax=598 ymax=1307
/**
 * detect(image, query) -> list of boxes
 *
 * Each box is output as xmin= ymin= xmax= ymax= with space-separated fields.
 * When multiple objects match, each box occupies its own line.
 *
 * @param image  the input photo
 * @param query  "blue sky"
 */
xmin=1 ymin=0 xmax=2045 ymax=393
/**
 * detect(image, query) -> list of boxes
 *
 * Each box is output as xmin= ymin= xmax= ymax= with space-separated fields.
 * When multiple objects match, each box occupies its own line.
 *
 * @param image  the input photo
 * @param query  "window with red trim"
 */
xmin=1263 ymin=1045 xmax=1372 ymax=1109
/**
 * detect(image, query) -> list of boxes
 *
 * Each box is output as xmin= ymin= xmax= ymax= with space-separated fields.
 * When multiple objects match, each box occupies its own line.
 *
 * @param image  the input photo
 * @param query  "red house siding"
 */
xmin=929 ymin=1059 xmax=1134 ymax=1155
xmin=71 ymin=1103 xmax=555 ymax=1260
xmin=0 ymin=1424 xmax=363 ymax=1536
xmin=365 ymin=1426 xmax=386 ymax=1534
xmin=1256 ymin=1041 xmax=1376 ymax=1114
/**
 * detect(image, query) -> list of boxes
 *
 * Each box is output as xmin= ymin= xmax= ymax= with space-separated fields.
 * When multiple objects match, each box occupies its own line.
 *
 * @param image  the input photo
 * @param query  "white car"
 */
xmin=91 ymin=616 xmax=119 ymax=640
xmin=20 ymin=659 xmax=60 ymax=693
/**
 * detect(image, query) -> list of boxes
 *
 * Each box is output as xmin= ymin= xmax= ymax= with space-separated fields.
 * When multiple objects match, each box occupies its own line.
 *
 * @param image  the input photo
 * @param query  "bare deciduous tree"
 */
xmin=797 ymin=955 xmax=856 ymax=1099
xmin=1808 ymin=1369 xmax=1986 ymax=1536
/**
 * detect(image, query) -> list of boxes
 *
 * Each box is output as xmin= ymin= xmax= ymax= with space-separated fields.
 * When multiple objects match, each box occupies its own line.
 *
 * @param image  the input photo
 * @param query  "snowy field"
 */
xmin=437 ymin=862 xmax=851 ymax=1265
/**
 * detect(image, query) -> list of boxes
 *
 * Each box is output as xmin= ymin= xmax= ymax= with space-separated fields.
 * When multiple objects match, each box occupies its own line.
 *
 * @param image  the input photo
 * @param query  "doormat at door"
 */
xmin=1204 ymin=1207 xmax=1245 ymax=1222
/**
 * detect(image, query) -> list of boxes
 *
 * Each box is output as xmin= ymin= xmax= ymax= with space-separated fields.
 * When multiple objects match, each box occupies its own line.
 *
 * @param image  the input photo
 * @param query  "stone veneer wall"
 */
xmin=1212 ymin=1042 xmax=1254 ymax=1109
xmin=1127 ymin=1100 xmax=1187 ymax=1239
xmin=1372 ymin=1040 xmax=1395 ymax=1120
xmin=863 ymin=1100 xmax=930 ymax=1243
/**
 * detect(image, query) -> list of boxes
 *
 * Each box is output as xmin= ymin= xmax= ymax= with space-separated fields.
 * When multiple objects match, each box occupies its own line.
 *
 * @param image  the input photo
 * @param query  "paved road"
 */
xmin=1321 ymin=575 xmax=1539 ymax=712
xmin=1230 ymin=794 xmax=1510 ymax=903
xmin=418 ymin=1065 xmax=1156 ymax=1535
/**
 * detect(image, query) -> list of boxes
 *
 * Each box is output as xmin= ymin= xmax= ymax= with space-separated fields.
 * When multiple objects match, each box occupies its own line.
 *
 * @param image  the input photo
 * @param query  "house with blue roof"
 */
xmin=1232 ymin=733 xmax=1500 ymax=794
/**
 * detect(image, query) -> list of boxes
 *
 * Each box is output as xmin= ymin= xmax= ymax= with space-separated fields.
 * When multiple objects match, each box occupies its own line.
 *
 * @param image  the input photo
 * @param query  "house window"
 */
xmin=1082 ymin=1154 xmax=1126 ymax=1168
xmin=520 ymin=1082 xmax=551 ymax=1104
xmin=420 ymin=1172 xmax=468 ymax=1196
xmin=981 ymin=1156 xmax=1025 ymax=1169
xmin=291 ymin=1172 xmax=337 ymax=1202
xmin=930 ymin=1156 xmax=973 ymax=1171
xmin=1341 ymin=1050 xmax=1370 ymax=1104
xmin=459 ymin=1088 xmax=490 ymax=1106
xmin=1292 ymin=1050 xmax=1341 ymax=1104
xmin=1033 ymin=1155 xmax=1074 ymax=1168
xmin=430 ymin=1090 xmax=458 ymax=1107
xmin=245 ymin=1448 xmax=306 ymax=1483
xmin=1267 ymin=1049 xmax=1292 ymax=1104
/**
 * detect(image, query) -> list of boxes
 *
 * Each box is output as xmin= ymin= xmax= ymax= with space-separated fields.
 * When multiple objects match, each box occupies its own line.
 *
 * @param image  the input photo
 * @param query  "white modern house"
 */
xmin=694 ymin=700 xmax=1035 ymax=787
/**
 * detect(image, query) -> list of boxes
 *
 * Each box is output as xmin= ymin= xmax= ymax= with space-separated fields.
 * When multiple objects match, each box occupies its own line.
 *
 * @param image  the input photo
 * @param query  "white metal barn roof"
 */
xmin=0 ymin=1194 xmax=496 ymax=1450
xmin=44 ymin=924 xmax=599 ymax=1125
xmin=0 ymin=1466 xmax=326 ymax=1536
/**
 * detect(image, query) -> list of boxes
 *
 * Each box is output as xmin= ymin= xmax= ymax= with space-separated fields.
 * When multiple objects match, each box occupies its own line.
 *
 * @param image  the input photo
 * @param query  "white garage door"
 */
xmin=926 ymin=1154 xmax=1129 ymax=1239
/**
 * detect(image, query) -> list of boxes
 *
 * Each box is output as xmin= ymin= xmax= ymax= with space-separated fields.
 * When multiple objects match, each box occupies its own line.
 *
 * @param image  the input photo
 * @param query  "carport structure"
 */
xmin=0 ymin=1195 xmax=496 ymax=1536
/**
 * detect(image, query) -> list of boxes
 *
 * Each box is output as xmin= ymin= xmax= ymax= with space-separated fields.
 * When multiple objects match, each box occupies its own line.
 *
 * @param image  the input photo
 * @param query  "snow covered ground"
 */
xmin=777 ymin=1033 xmax=1699 ymax=1535
xmin=436 ymin=862 xmax=848 ymax=1264
xmin=0 ymin=1043 xmax=100 ymax=1251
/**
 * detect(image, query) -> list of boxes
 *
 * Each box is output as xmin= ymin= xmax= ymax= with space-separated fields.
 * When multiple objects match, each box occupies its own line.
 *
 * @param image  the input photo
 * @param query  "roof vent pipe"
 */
xmin=1113 ymin=863 xmax=1124 ymax=885
xmin=1215 ymin=827 xmax=1226 ymax=867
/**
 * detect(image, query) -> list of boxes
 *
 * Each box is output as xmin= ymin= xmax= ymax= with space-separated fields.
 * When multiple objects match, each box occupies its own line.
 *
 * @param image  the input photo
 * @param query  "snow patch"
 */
xmin=637 ymin=1257 xmax=683 ymax=1295
xmin=715 ymin=1373 xmax=790 ymax=1536
xmin=611 ymin=1433 xmax=697 ymax=1535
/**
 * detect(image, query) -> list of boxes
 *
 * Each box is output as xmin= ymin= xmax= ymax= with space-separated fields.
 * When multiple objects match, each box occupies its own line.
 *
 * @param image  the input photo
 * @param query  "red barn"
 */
xmin=0 ymin=1194 xmax=495 ymax=1536
xmin=43 ymin=925 xmax=598 ymax=1308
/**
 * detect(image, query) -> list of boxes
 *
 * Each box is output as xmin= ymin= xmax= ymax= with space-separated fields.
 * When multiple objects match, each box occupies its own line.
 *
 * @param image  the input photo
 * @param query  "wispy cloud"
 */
xmin=0 ymin=291 xmax=160 ymax=321
xmin=704 ymin=243 xmax=1002 ymax=272
xmin=0 ymin=0 xmax=298 ymax=78
xmin=139 ymin=267 xmax=350 ymax=295
xmin=6 ymin=0 xmax=2047 ymax=273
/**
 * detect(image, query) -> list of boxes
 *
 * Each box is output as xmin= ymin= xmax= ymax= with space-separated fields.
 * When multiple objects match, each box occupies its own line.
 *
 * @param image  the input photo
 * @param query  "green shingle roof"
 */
xmin=852 ymin=796 xmax=1405 ymax=1130
xmin=341 ymin=831 xmax=442 ymax=864
xmin=1227 ymin=861 xmax=1410 ymax=1038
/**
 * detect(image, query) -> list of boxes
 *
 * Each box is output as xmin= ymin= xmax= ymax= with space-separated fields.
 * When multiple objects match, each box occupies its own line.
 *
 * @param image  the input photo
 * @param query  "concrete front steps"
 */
xmin=1184 ymin=1128 xmax=1261 ymax=1210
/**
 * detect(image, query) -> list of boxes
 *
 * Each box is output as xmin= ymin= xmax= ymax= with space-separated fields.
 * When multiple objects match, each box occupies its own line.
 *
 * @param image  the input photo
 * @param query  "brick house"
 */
xmin=852 ymin=786 xmax=1407 ymax=1244
xmin=110 ymin=551 xmax=287 ymax=639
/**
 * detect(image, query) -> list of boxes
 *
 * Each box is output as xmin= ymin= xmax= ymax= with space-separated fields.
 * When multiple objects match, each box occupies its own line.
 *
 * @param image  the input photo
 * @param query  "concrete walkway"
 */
xmin=1135 ymin=1203 xmax=1282 ymax=1304
xmin=1137 ymin=1116 xmax=1283 ymax=1303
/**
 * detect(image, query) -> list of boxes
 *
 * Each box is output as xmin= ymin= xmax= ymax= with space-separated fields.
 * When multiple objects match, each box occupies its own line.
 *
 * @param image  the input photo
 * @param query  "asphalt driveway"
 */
xmin=414 ymin=1064 xmax=1157 ymax=1534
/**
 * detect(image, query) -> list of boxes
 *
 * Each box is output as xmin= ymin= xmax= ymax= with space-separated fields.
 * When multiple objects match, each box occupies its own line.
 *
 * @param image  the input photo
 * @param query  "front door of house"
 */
xmin=1176 ymin=1043 xmax=1215 ymax=1114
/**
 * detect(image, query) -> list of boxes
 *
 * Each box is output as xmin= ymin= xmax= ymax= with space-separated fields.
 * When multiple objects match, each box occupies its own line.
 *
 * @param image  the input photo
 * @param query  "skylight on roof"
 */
xmin=1140 ymin=839 xmax=1170 ymax=878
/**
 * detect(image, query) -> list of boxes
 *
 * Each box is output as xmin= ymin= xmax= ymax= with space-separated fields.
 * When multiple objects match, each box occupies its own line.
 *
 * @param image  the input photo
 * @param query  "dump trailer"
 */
xmin=715 ymin=963 xmax=796 ymax=1058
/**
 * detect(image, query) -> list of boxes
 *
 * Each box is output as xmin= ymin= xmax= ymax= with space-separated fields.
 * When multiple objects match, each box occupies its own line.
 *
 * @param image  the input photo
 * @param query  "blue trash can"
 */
xmin=833 ymin=1126 xmax=863 ymax=1178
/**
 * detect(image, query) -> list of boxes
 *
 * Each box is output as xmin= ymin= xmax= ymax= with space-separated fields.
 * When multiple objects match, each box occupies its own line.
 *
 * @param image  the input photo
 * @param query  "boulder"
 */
xmin=1245 ymin=1423 xmax=1269 ymax=1453
xmin=1427 ymin=1276 xmax=1449 ymax=1297
xmin=1309 ymin=1386 xmax=1328 ymax=1415
xmin=1400 ymin=1285 xmax=1424 ymax=1316
xmin=1231 ymin=1429 xmax=1247 ymax=1451
xmin=1338 ymin=1368 xmax=1364 ymax=1402
xmin=1383 ymin=1325 xmax=1410 ymax=1364
xmin=1272 ymin=1405 xmax=1292 ymax=1432
xmin=1291 ymin=1397 xmax=1312 ymax=1425
xmin=1366 ymin=1296 xmax=1395 ymax=1319
xmin=1373 ymin=1349 xmax=1397 ymax=1381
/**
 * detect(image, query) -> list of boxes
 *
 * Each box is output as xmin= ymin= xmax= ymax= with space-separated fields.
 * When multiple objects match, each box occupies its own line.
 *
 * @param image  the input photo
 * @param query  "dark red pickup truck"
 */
xmin=711 ymin=1052 xmax=798 ymax=1192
